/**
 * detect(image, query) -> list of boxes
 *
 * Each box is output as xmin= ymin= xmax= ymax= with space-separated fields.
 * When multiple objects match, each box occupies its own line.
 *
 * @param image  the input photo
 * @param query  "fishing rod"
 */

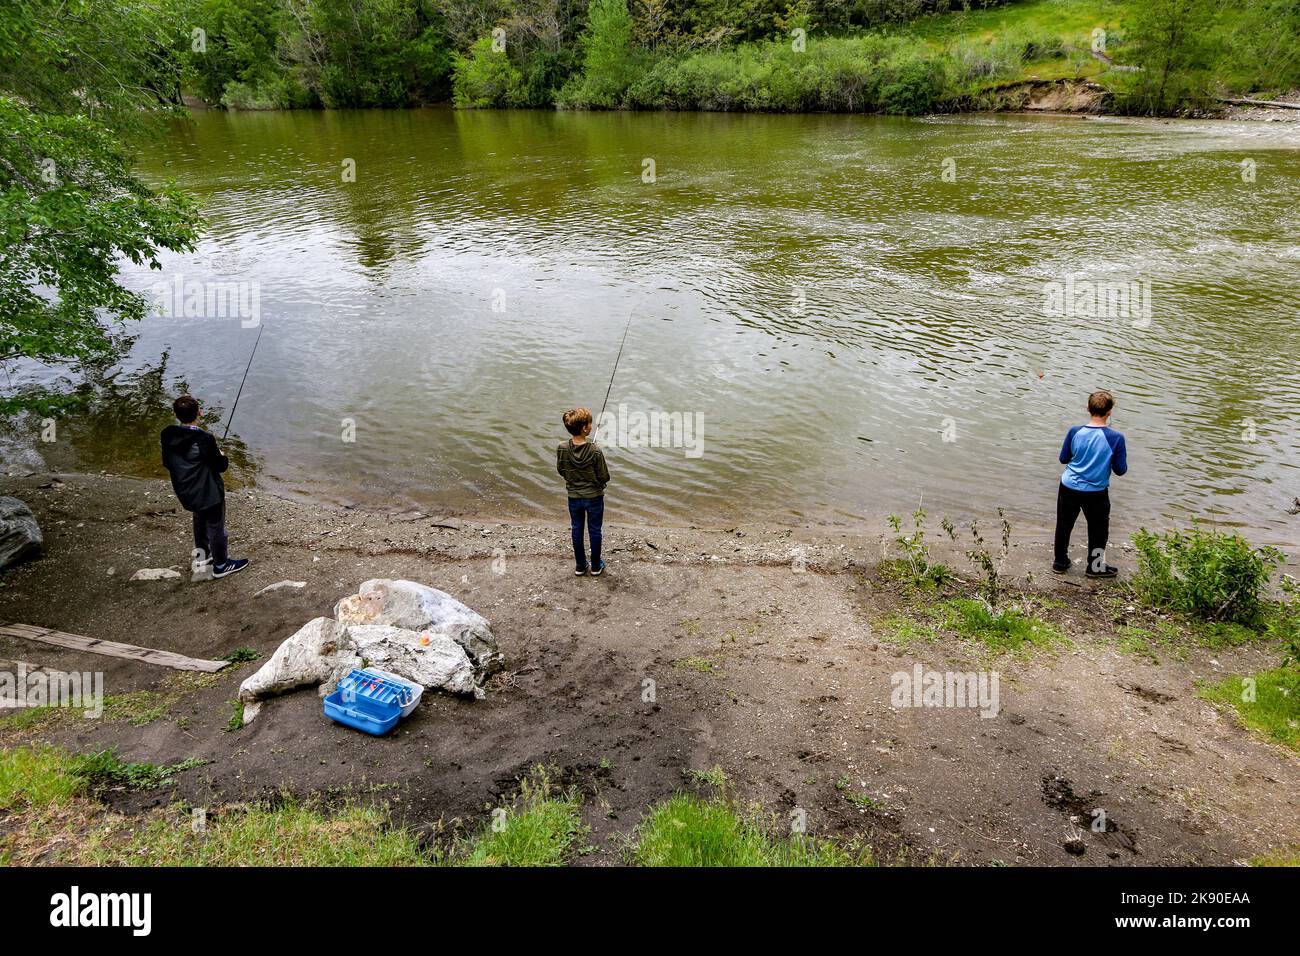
xmin=597 ymin=312 xmax=635 ymax=437
xmin=221 ymin=323 xmax=265 ymax=441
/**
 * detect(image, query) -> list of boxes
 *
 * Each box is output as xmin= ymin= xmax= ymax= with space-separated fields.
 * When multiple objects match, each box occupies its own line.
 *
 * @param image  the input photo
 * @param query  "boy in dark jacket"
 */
xmin=161 ymin=395 xmax=249 ymax=579
xmin=557 ymin=407 xmax=610 ymax=576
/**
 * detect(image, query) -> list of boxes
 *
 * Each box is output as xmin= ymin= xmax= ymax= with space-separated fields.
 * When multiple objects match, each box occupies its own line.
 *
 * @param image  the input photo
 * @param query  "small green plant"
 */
xmin=964 ymin=509 xmax=1012 ymax=608
xmin=226 ymin=699 xmax=245 ymax=732
xmin=1131 ymin=526 xmax=1284 ymax=626
xmin=880 ymin=507 xmax=955 ymax=590
xmin=221 ymin=647 xmax=261 ymax=665
xmin=68 ymin=750 xmax=209 ymax=792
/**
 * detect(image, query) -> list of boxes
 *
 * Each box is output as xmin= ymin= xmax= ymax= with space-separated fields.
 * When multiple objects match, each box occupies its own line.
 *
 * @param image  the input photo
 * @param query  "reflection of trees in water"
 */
xmin=1 ymin=349 xmax=258 ymax=485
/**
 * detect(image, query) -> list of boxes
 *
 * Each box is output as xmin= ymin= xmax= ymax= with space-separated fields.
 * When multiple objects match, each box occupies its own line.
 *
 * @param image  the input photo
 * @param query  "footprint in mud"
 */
xmin=1118 ymin=681 xmax=1176 ymax=704
xmin=1041 ymin=773 xmax=1138 ymax=856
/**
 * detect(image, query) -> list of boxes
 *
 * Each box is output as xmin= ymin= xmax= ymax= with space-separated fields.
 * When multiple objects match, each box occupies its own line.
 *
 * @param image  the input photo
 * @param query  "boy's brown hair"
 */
xmin=1088 ymin=390 xmax=1115 ymax=417
xmin=563 ymin=407 xmax=593 ymax=436
xmin=173 ymin=395 xmax=200 ymax=424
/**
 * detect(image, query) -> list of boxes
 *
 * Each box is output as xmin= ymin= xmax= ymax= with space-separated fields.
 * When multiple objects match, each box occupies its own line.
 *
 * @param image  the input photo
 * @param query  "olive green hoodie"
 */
xmin=556 ymin=438 xmax=610 ymax=499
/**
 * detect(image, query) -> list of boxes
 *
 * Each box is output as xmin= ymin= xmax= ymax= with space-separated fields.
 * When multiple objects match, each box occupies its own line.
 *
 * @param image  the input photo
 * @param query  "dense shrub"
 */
xmin=1131 ymin=527 xmax=1285 ymax=626
xmin=453 ymin=36 xmax=527 ymax=107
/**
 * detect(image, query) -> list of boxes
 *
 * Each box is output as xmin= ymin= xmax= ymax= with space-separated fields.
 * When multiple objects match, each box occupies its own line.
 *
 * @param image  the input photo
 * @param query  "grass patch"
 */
xmin=876 ymin=613 xmax=941 ymax=647
xmin=87 ymin=800 xmax=432 ymax=867
xmin=69 ymin=750 xmax=210 ymax=793
xmin=630 ymin=792 xmax=870 ymax=867
xmin=1199 ymin=668 xmax=1299 ymax=751
xmin=1251 ymin=848 xmax=1300 ymax=867
xmin=939 ymin=598 xmax=1063 ymax=655
xmin=0 ymin=745 xmax=86 ymax=809
xmin=462 ymin=768 xmax=585 ymax=867
xmin=672 ymin=657 xmax=719 ymax=674
xmin=225 ymin=698 xmax=244 ymax=732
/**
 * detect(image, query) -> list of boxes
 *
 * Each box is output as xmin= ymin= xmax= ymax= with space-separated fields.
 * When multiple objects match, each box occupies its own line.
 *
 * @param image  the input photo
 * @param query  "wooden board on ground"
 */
xmin=0 ymin=624 xmax=229 ymax=673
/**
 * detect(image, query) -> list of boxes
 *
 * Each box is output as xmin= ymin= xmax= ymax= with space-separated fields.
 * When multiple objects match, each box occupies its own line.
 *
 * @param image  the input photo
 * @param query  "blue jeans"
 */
xmin=568 ymin=496 xmax=604 ymax=571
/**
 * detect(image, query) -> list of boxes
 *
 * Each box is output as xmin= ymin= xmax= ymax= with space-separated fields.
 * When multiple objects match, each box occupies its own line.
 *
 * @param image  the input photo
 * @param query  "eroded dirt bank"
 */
xmin=1 ymin=473 xmax=1296 ymax=865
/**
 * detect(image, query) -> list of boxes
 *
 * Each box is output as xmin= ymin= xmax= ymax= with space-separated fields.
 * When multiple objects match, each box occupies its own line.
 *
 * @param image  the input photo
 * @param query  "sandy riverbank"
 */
xmin=1 ymin=472 xmax=1296 ymax=865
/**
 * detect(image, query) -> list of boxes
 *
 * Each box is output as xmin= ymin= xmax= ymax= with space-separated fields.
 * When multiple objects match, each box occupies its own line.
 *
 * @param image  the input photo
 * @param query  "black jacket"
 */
xmin=161 ymin=425 xmax=227 ymax=512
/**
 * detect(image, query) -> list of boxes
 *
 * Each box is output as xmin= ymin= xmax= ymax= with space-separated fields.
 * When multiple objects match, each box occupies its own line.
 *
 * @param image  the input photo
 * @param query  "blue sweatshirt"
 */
xmin=1059 ymin=425 xmax=1127 ymax=492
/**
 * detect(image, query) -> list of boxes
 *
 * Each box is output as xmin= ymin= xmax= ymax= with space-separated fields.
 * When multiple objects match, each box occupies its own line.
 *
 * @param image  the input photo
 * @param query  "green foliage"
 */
xmin=463 ymin=767 xmax=586 ymax=866
xmin=878 ymin=507 xmax=955 ymax=591
xmin=558 ymin=0 xmax=639 ymax=107
xmin=1108 ymin=0 xmax=1221 ymax=114
xmin=963 ymin=508 xmax=1012 ymax=608
xmin=1131 ymin=527 xmax=1285 ymax=626
xmin=630 ymin=791 xmax=870 ymax=866
xmin=453 ymin=36 xmax=527 ymax=107
xmin=621 ymin=34 xmax=950 ymax=112
xmin=68 ymin=750 xmax=210 ymax=792
xmin=0 ymin=1 xmax=202 ymax=391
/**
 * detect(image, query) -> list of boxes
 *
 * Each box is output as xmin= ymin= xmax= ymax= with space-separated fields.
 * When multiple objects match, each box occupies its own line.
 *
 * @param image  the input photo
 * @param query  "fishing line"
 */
xmin=222 ymin=323 xmax=265 ymax=441
xmin=597 ymin=311 xmax=635 ymax=437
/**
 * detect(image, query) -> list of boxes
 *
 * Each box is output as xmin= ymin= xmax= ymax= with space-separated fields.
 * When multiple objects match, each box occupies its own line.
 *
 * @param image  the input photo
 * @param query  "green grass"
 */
xmin=1251 ymin=848 xmax=1300 ymax=866
xmin=88 ymin=801 xmax=434 ymax=867
xmin=672 ymin=657 xmax=719 ymax=674
xmin=225 ymin=698 xmax=245 ymax=732
xmin=0 ymin=689 xmax=173 ymax=732
xmin=69 ymin=750 xmax=210 ymax=793
xmin=876 ymin=613 xmax=941 ymax=647
xmin=939 ymin=598 xmax=1064 ymax=654
xmin=0 ymin=745 xmax=87 ymax=809
xmin=1200 ymin=668 xmax=1300 ymax=752
xmin=629 ymin=792 xmax=870 ymax=867
xmin=221 ymin=647 xmax=261 ymax=665
xmin=462 ymin=770 xmax=586 ymax=867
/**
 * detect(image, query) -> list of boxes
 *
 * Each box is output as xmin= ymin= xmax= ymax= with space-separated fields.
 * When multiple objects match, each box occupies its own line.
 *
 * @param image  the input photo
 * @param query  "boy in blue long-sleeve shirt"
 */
xmin=1054 ymin=390 xmax=1127 ymax=578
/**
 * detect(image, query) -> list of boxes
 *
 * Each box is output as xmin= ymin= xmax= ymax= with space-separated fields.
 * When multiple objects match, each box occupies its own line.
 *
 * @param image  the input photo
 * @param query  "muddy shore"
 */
xmin=1 ymin=472 xmax=1297 ymax=865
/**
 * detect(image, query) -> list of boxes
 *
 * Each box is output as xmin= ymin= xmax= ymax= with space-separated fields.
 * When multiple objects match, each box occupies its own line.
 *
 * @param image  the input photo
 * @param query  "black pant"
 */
xmin=1054 ymin=483 xmax=1109 ymax=569
xmin=192 ymin=501 xmax=228 ymax=566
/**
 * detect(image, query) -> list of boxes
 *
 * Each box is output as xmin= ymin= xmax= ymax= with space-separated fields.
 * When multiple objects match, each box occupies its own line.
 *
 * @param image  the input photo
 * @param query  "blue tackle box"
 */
xmin=323 ymin=668 xmax=419 ymax=736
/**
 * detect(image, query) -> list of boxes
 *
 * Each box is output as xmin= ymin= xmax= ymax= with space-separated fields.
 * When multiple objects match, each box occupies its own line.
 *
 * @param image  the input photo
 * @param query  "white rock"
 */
xmin=239 ymin=618 xmax=356 ymax=723
xmin=131 ymin=567 xmax=182 ymax=581
xmin=335 ymin=579 xmax=501 ymax=674
xmin=345 ymin=624 xmax=480 ymax=698
xmin=255 ymin=580 xmax=307 ymax=597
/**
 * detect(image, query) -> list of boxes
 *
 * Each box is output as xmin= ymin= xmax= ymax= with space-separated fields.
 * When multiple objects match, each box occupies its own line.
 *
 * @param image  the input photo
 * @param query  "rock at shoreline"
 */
xmin=335 ymin=578 xmax=502 ymax=675
xmin=239 ymin=581 xmax=499 ymax=725
xmin=0 ymin=497 xmax=43 ymax=570
xmin=131 ymin=567 xmax=183 ymax=581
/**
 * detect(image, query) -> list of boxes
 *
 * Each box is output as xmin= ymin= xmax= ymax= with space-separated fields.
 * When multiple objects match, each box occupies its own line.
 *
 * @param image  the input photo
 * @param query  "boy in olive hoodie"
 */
xmin=557 ymin=407 xmax=610 ymax=576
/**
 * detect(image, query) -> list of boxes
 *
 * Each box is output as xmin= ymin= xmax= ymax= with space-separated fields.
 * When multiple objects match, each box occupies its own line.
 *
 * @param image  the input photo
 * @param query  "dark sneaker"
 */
xmin=1086 ymin=564 xmax=1119 ymax=579
xmin=575 ymin=566 xmax=588 ymax=576
xmin=590 ymin=560 xmax=606 ymax=577
xmin=1052 ymin=560 xmax=1071 ymax=575
xmin=213 ymin=558 xmax=249 ymax=579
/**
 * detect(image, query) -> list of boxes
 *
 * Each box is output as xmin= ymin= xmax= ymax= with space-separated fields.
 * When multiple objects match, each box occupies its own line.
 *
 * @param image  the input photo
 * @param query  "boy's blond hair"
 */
xmin=563 ymin=407 xmax=593 ymax=436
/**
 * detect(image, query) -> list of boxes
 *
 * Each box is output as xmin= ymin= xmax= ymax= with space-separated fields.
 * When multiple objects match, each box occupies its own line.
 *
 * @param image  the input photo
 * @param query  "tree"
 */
xmin=1115 ymin=0 xmax=1222 ymax=115
xmin=573 ymin=0 xmax=637 ymax=107
xmin=0 ymin=0 xmax=202 ymax=404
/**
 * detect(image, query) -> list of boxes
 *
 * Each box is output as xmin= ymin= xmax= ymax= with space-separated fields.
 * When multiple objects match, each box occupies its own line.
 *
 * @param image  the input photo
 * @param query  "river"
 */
xmin=20 ymin=108 xmax=1300 ymax=538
